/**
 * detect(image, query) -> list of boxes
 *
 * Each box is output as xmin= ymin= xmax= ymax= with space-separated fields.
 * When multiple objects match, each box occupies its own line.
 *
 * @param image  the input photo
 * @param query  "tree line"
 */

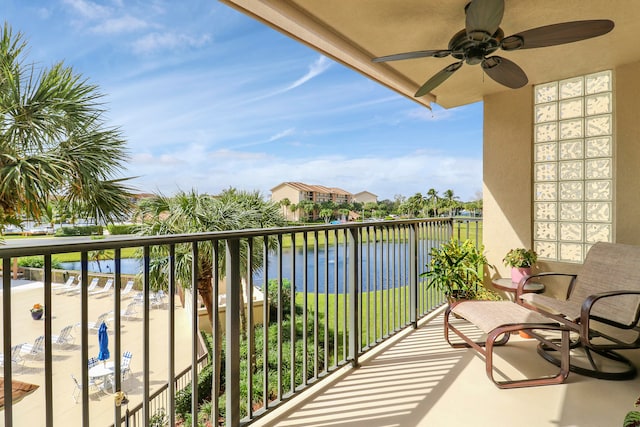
xmin=278 ymin=188 xmax=482 ymax=222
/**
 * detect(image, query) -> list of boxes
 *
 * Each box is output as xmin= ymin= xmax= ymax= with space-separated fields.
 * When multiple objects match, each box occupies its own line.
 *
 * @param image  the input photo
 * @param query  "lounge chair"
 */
xmin=67 ymin=277 xmax=99 ymax=295
xmin=53 ymin=275 xmax=77 ymax=290
xmin=56 ymin=276 xmax=81 ymax=295
xmin=151 ymin=290 xmax=167 ymax=309
xmin=519 ymin=242 xmax=640 ymax=380
xmin=121 ymin=302 xmax=137 ymax=320
xmin=0 ymin=345 xmax=26 ymax=371
xmin=70 ymin=374 xmax=100 ymax=403
xmin=83 ymin=312 xmax=112 ymax=333
xmin=120 ymin=280 xmax=135 ymax=298
xmin=52 ymin=325 xmax=75 ymax=347
xmin=20 ymin=336 xmax=45 ymax=359
xmin=90 ymin=278 xmax=114 ymax=297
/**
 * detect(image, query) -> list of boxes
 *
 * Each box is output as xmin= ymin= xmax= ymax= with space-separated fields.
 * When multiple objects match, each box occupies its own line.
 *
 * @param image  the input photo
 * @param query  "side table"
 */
xmin=492 ymin=278 xmax=544 ymax=301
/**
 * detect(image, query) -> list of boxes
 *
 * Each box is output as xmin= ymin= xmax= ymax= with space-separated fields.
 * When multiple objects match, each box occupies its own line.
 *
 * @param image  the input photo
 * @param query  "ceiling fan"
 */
xmin=372 ymin=0 xmax=614 ymax=97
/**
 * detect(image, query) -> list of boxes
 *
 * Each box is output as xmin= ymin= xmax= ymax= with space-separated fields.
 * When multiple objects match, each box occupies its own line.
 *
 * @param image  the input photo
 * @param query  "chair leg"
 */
xmin=537 ymin=341 xmax=637 ymax=380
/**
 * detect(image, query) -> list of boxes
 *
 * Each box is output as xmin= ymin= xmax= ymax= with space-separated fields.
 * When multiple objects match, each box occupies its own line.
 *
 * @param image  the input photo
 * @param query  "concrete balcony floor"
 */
xmin=257 ymin=309 xmax=640 ymax=427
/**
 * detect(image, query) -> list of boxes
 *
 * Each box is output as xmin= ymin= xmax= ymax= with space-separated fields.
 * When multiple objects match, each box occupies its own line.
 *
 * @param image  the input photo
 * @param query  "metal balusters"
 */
xmin=302 ymin=232 xmax=308 ymax=386
xmin=276 ymin=235 xmax=283 ymax=401
xmin=332 ymin=229 xmax=339 ymax=369
xmin=3 ymin=257 xmax=12 ymax=427
xmin=323 ymin=229 xmax=329 ymax=375
xmin=189 ymin=243 xmax=198 ymax=425
xmin=80 ymin=252 xmax=89 ymax=426
xmin=289 ymin=233 xmax=296 ymax=393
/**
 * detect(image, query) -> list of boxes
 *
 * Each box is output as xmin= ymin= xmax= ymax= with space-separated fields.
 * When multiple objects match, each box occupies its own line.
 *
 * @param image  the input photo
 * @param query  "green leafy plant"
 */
xmin=18 ymin=256 xmax=63 ymax=269
xmin=502 ymin=248 xmax=537 ymax=268
xmin=421 ymin=238 xmax=491 ymax=300
xmin=624 ymin=395 xmax=640 ymax=427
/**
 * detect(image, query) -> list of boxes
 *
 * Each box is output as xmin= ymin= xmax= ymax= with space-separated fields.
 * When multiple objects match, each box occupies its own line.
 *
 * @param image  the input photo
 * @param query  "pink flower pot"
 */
xmin=511 ymin=267 xmax=531 ymax=283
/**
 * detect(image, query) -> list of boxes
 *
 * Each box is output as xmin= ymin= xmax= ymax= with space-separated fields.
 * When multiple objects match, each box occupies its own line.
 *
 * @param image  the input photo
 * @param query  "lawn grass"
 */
xmin=293 ymin=283 xmax=441 ymax=352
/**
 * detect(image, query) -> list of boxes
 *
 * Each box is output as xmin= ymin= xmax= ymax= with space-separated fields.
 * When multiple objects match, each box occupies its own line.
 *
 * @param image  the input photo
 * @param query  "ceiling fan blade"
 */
xmin=502 ymin=20 xmax=614 ymax=51
xmin=481 ymin=56 xmax=528 ymax=89
xmin=372 ymin=49 xmax=451 ymax=63
xmin=415 ymin=61 xmax=463 ymax=97
xmin=465 ymin=0 xmax=504 ymax=40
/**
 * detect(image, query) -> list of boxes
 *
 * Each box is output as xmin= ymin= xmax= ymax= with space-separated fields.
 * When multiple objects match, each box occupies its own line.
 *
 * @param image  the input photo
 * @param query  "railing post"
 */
xmin=409 ymin=223 xmax=418 ymax=328
xmin=3 ymin=257 xmax=12 ymax=427
xmin=348 ymin=228 xmax=360 ymax=367
xmin=226 ymin=239 xmax=241 ymax=426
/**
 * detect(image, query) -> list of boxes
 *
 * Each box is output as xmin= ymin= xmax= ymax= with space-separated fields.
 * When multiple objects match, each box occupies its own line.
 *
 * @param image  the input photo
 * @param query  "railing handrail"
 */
xmin=0 ymin=217 xmax=464 ymax=257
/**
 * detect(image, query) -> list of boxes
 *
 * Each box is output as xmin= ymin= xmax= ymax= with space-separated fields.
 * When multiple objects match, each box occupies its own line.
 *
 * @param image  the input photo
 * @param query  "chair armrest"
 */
xmin=515 ymin=272 xmax=577 ymax=300
xmin=579 ymin=290 xmax=640 ymax=339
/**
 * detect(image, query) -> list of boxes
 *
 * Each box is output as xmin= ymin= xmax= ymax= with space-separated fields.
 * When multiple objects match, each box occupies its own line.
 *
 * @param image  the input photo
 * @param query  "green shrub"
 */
xmin=107 ymin=224 xmax=138 ymax=235
xmin=54 ymin=225 xmax=103 ymax=236
xmin=18 ymin=256 xmax=62 ymax=269
xmin=267 ymin=278 xmax=292 ymax=319
xmin=175 ymin=363 xmax=214 ymax=420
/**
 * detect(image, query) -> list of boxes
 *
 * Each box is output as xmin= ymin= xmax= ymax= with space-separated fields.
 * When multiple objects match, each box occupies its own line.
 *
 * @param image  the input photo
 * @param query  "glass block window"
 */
xmin=533 ymin=70 xmax=613 ymax=263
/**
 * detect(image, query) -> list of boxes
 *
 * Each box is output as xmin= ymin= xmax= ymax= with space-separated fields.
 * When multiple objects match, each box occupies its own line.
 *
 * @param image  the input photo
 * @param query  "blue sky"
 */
xmin=3 ymin=0 xmax=483 ymax=201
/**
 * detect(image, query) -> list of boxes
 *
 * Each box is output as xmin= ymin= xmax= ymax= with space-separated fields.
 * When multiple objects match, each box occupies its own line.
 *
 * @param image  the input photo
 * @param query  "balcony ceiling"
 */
xmin=222 ymin=0 xmax=640 ymax=109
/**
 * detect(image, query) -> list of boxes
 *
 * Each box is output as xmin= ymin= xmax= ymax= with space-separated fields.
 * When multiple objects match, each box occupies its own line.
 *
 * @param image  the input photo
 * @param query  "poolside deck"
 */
xmin=255 ymin=310 xmax=640 ymax=427
xmin=0 ymin=279 xmax=194 ymax=425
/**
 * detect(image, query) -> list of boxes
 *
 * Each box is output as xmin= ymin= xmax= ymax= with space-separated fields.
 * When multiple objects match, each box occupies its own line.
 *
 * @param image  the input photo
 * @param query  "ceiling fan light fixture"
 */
xmin=501 ymin=35 xmax=524 ymax=51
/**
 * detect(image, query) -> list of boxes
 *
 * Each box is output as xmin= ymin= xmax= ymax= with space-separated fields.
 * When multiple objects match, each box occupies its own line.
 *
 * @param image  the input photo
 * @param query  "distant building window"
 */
xmin=533 ymin=70 xmax=613 ymax=263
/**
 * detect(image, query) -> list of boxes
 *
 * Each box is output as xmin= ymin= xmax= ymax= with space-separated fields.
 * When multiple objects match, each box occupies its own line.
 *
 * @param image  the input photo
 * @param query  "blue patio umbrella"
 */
xmin=97 ymin=321 xmax=110 ymax=363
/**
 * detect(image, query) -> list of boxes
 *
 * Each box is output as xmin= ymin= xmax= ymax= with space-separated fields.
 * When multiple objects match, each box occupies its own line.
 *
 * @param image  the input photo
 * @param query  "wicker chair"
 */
xmin=519 ymin=242 xmax=640 ymax=380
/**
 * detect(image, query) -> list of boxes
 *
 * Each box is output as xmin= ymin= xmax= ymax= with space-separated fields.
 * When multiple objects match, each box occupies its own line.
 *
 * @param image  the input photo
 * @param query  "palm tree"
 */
xmin=135 ymin=189 xmax=286 ymax=323
xmin=426 ymin=188 xmax=439 ymax=217
xmin=298 ymin=200 xmax=316 ymax=221
xmin=280 ymin=198 xmax=291 ymax=218
xmin=0 ymin=24 xmax=133 ymax=231
xmin=136 ymin=189 xmax=286 ymax=395
xmin=288 ymin=203 xmax=298 ymax=221
xmin=443 ymin=189 xmax=458 ymax=216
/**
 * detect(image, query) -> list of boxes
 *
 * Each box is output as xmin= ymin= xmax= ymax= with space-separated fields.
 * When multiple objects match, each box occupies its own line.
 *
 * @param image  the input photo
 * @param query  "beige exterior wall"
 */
xmin=483 ymin=61 xmax=640 ymax=290
xmin=483 ymin=88 xmax=534 ymax=283
xmin=353 ymin=192 xmax=377 ymax=204
xmin=614 ymin=61 xmax=640 ymax=245
xmin=271 ymin=185 xmax=302 ymax=221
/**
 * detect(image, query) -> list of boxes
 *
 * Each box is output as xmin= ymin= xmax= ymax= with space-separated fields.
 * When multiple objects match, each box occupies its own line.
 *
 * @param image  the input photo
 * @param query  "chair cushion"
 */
xmin=451 ymin=301 xmax=557 ymax=334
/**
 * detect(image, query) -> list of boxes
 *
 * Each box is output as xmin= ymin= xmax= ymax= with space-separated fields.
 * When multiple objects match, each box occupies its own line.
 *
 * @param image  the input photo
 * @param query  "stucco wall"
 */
xmin=614 ymin=61 xmax=640 ymax=245
xmin=271 ymin=185 xmax=302 ymax=220
xmin=483 ymin=61 xmax=640 ymax=291
xmin=483 ymin=87 xmax=533 ymax=282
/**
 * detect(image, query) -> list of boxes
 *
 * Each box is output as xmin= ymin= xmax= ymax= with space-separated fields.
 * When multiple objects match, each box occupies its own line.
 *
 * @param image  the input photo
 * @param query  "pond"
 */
xmin=59 ymin=241 xmax=423 ymax=294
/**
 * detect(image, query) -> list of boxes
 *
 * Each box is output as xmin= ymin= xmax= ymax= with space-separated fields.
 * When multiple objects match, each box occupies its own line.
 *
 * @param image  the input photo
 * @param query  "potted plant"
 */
xmin=503 ymin=248 xmax=537 ymax=283
xmin=30 ymin=303 xmax=44 ymax=320
xmin=421 ymin=238 xmax=496 ymax=303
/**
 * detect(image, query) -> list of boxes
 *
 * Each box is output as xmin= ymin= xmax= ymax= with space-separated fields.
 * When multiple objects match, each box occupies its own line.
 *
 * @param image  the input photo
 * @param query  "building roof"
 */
xmin=271 ymin=182 xmax=352 ymax=196
xmin=354 ymin=191 xmax=378 ymax=198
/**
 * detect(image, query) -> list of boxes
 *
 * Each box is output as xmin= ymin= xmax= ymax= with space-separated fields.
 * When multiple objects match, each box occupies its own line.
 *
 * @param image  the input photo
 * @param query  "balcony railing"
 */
xmin=0 ymin=217 xmax=481 ymax=426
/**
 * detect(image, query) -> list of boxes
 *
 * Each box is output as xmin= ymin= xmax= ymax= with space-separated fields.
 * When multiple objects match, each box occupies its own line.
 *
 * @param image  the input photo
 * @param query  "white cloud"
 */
xmin=285 ymin=56 xmax=332 ymax=91
xmin=127 ymin=148 xmax=482 ymax=202
xmin=93 ymin=15 xmax=150 ymax=34
xmin=62 ymin=0 xmax=110 ymax=20
xmin=268 ymin=128 xmax=295 ymax=142
xmin=132 ymin=32 xmax=212 ymax=54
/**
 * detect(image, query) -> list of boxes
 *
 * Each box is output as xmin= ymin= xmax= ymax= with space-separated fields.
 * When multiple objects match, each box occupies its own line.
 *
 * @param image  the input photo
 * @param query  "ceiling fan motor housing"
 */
xmin=449 ymin=28 xmax=503 ymax=65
